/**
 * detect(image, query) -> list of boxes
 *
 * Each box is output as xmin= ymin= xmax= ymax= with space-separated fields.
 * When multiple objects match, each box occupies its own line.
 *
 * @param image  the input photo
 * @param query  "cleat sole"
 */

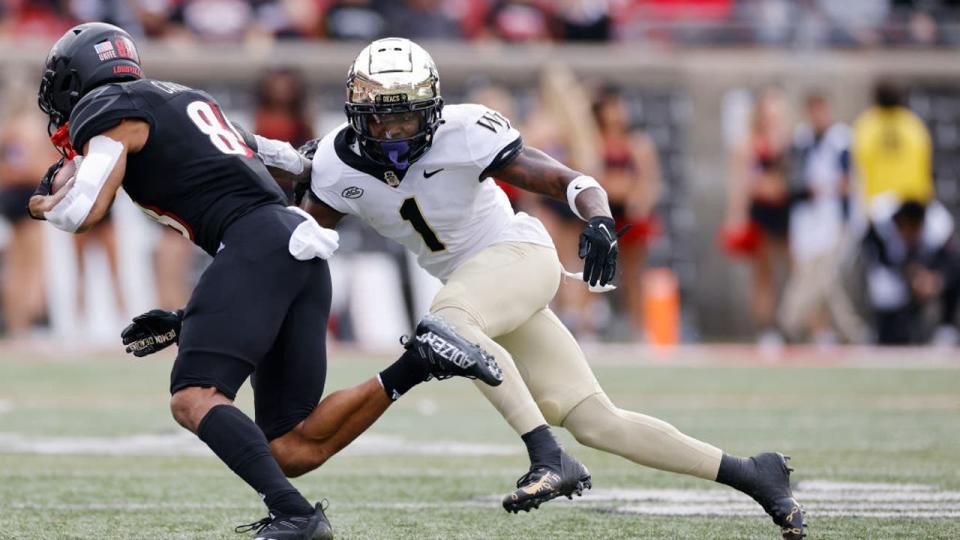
xmin=502 ymin=475 xmax=593 ymax=514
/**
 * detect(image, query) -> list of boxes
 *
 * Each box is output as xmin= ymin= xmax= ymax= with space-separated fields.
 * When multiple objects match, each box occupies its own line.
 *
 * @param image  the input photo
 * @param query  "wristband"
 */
xmin=566 ymin=175 xmax=604 ymax=221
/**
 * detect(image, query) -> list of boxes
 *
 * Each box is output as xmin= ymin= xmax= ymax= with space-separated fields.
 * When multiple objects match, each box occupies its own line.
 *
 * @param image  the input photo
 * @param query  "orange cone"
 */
xmin=642 ymin=268 xmax=680 ymax=348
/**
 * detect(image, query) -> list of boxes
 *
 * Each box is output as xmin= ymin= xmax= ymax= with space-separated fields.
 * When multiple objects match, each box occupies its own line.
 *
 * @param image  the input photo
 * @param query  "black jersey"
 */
xmin=68 ymin=79 xmax=287 ymax=255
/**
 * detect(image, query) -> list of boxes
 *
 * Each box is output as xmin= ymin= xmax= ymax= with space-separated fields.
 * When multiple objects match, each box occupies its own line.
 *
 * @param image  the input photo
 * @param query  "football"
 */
xmin=51 ymin=157 xmax=79 ymax=194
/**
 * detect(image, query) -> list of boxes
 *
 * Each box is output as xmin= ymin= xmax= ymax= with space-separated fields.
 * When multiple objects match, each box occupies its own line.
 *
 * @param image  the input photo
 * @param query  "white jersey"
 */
xmin=789 ymin=122 xmax=851 ymax=262
xmin=309 ymin=104 xmax=554 ymax=280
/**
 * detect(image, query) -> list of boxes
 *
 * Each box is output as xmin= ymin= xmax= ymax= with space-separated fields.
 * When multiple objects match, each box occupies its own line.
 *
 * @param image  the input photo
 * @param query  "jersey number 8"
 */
xmin=186 ymin=101 xmax=253 ymax=157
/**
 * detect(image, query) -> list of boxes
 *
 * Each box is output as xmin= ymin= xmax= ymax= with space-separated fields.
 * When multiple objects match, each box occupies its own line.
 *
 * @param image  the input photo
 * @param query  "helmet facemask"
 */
xmin=346 ymin=97 xmax=442 ymax=170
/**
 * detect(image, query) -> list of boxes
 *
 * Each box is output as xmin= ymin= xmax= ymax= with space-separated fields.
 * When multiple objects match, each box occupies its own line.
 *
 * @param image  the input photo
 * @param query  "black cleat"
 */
xmin=404 ymin=314 xmax=503 ymax=387
xmin=235 ymin=502 xmax=333 ymax=540
xmin=502 ymin=450 xmax=592 ymax=513
xmin=741 ymin=453 xmax=807 ymax=539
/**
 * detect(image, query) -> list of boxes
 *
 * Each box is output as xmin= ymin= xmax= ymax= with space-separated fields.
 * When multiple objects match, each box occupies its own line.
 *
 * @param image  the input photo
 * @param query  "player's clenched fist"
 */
xmin=28 ymin=158 xmax=73 ymax=220
xmin=578 ymin=216 xmax=619 ymax=287
xmin=121 ymin=309 xmax=184 ymax=357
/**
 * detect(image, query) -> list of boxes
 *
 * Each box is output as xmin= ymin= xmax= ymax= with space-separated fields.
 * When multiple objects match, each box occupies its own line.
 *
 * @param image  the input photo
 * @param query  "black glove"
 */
xmin=28 ymin=157 xmax=66 ymax=218
xmin=121 ymin=309 xmax=184 ymax=357
xmin=229 ymin=121 xmax=259 ymax=153
xmin=293 ymin=138 xmax=321 ymax=205
xmin=298 ymin=138 xmax=320 ymax=160
xmin=578 ymin=216 xmax=619 ymax=287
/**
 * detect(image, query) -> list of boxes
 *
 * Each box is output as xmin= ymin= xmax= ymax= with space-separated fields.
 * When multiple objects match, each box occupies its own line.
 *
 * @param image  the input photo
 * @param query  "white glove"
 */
xmin=286 ymin=206 xmax=339 ymax=260
xmin=562 ymin=268 xmax=617 ymax=293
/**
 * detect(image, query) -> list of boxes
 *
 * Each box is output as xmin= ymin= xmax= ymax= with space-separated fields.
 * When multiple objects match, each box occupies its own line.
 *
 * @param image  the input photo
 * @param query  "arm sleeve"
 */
xmin=461 ymin=105 xmax=524 ymax=180
xmin=69 ymin=84 xmax=154 ymax=153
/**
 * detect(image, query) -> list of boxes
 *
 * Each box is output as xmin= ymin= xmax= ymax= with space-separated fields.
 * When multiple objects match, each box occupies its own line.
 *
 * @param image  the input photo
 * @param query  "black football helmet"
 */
xmin=38 ymin=22 xmax=143 ymax=136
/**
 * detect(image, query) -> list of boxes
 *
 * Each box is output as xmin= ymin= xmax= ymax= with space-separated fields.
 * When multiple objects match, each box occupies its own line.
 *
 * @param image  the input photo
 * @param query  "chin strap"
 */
xmin=50 ymin=124 xmax=78 ymax=159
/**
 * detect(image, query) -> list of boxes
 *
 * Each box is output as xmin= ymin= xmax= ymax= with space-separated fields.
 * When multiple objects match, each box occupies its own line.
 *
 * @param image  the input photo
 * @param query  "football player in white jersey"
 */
xmin=137 ymin=38 xmax=805 ymax=537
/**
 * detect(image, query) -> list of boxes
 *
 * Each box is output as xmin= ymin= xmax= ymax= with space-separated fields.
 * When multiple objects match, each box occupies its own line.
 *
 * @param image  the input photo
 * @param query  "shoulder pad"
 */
xmin=69 ymin=83 xmax=153 ymax=153
xmin=444 ymin=104 xmax=522 ymax=175
xmin=310 ymin=127 xmax=346 ymax=190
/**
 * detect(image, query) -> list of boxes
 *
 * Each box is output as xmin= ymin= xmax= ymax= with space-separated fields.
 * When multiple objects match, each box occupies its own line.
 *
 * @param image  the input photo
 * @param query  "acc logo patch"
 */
xmin=342 ymin=186 xmax=364 ymax=199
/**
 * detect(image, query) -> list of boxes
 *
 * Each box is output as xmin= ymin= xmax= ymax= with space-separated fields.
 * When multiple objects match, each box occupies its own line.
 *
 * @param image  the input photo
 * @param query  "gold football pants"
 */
xmin=430 ymin=241 xmax=722 ymax=480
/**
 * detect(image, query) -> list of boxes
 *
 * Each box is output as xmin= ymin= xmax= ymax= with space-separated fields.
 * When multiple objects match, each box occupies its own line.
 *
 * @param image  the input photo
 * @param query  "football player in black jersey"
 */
xmin=29 ymin=22 xmax=503 ymax=540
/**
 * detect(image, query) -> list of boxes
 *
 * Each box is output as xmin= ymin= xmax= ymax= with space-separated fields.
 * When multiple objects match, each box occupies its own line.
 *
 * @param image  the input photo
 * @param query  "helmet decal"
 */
xmin=115 ymin=35 xmax=139 ymax=63
xmin=94 ymin=40 xmax=116 ymax=61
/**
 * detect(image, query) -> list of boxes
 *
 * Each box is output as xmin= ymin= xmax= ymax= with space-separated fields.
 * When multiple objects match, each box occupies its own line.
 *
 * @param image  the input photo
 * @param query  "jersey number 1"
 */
xmin=186 ymin=101 xmax=253 ymax=157
xmin=400 ymin=198 xmax=445 ymax=252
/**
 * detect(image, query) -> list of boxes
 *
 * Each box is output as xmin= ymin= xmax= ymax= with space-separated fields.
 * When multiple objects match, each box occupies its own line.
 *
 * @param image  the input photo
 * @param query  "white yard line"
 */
xmin=22 ymin=481 xmax=949 ymax=518
xmin=476 ymin=481 xmax=960 ymax=519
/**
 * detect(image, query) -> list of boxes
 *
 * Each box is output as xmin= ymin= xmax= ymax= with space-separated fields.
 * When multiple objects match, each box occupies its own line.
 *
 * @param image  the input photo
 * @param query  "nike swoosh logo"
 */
xmin=423 ymin=168 xmax=444 ymax=178
xmin=599 ymin=223 xmax=617 ymax=247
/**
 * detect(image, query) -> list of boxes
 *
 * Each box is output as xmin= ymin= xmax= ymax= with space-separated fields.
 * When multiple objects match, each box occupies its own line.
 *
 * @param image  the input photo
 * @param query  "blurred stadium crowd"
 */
xmin=0 ymin=4 xmax=958 ymax=349
xmin=3 ymin=0 xmax=960 ymax=48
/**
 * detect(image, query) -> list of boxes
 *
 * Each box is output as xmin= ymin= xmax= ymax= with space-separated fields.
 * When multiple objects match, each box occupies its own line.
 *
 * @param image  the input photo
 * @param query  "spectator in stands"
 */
xmin=322 ymin=0 xmax=386 ymax=41
xmin=591 ymin=85 xmax=662 ymax=340
xmin=779 ymin=92 xmax=868 ymax=344
xmin=557 ymin=0 xmax=612 ymax=41
xmin=0 ymin=88 xmax=58 ymax=338
xmin=383 ymin=0 xmax=463 ymax=40
xmin=482 ymin=0 xmax=557 ymax=42
xmin=853 ymin=80 xmax=934 ymax=209
xmin=254 ymin=67 xmax=314 ymax=198
xmin=522 ymin=67 xmax=601 ymax=338
xmin=169 ymin=0 xmax=273 ymax=42
xmin=73 ymin=216 xmax=125 ymax=324
xmin=0 ymin=0 xmax=73 ymax=39
xmin=860 ymin=196 xmax=960 ymax=345
xmin=816 ymin=0 xmax=890 ymax=47
xmin=68 ymin=0 xmax=145 ymax=36
xmin=132 ymin=0 xmax=180 ymax=38
xmin=724 ymin=85 xmax=792 ymax=345
xmin=270 ymin=0 xmax=323 ymax=39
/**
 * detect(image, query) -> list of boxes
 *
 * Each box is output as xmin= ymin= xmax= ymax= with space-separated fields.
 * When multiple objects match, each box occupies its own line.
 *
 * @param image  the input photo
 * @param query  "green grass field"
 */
xmin=1 ymin=346 xmax=958 ymax=539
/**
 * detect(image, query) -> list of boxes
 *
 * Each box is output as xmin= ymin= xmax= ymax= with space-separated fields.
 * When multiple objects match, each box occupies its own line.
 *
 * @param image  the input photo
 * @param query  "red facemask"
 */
xmin=50 ymin=124 xmax=77 ymax=159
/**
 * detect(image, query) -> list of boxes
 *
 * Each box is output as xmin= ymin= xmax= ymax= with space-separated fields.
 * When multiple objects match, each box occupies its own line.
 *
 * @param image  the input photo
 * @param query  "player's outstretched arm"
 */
xmin=29 ymin=119 xmax=148 ymax=233
xmin=491 ymin=146 xmax=620 ymax=286
xmin=489 ymin=146 xmax=611 ymax=220
xmin=229 ymin=122 xmax=311 ymax=185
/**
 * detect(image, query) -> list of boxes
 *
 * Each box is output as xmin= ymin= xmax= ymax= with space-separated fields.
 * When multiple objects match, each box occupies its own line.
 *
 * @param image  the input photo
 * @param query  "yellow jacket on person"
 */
xmin=853 ymin=106 xmax=933 ymax=205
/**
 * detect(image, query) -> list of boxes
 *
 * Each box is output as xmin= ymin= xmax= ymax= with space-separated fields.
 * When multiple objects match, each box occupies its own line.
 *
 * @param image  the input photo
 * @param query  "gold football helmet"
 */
xmin=345 ymin=38 xmax=443 ymax=170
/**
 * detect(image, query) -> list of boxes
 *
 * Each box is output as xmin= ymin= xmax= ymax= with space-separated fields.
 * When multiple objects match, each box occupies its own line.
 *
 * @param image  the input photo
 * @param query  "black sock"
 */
xmin=522 ymin=424 xmax=562 ymax=471
xmin=198 ymin=405 xmax=313 ymax=517
xmin=715 ymin=453 xmax=757 ymax=494
xmin=379 ymin=348 xmax=429 ymax=401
